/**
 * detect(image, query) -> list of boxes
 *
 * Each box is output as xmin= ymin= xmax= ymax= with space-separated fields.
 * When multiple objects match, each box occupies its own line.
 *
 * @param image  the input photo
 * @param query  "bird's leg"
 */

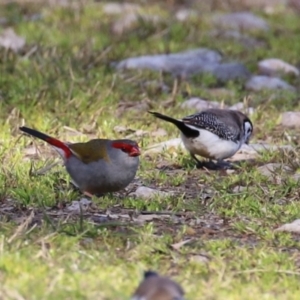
xmin=204 ymin=159 xmax=220 ymax=170
xmin=191 ymin=153 xmax=201 ymax=163
xmin=83 ymin=191 xmax=94 ymax=198
xmin=191 ymin=153 xmax=204 ymax=168
xmin=191 ymin=154 xmax=232 ymax=170
xmin=191 ymin=153 xmax=217 ymax=170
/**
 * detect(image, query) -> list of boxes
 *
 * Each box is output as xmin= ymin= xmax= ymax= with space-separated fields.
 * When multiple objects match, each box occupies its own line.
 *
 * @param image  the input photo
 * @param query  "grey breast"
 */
xmin=65 ymin=155 xmax=139 ymax=193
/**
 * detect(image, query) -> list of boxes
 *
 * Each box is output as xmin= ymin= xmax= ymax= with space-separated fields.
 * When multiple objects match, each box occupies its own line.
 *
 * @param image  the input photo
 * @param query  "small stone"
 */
xmin=292 ymin=173 xmax=300 ymax=182
xmin=112 ymin=13 xmax=160 ymax=35
xmin=245 ymin=75 xmax=295 ymax=91
xmin=281 ymin=112 xmax=300 ymax=128
xmin=67 ymin=198 xmax=92 ymax=213
xmin=102 ymin=2 xmax=141 ymax=15
xmin=130 ymin=186 xmax=171 ymax=199
xmin=229 ymin=102 xmax=255 ymax=115
xmin=114 ymin=125 xmax=133 ymax=134
xmin=275 ymin=219 xmax=300 ymax=233
xmin=115 ymin=48 xmax=222 ymax=76
xmin=229 ymin=102 xmax=246 ymax=110
xmin=117 ymin=52 xmax=250 ymax=82
xmin=180 ymin=97 xmax=223 ymax=111
xmin=210 ymin=0 xmax=286 ymax=11
xmin=212 ymin=12 xmax=269 ymax=32
xmin=175 ymin=9 xmax=197 ymax=21
xmin=226 ymin=169 xmax=236 ymax=174
xmin=232 ymin=186 xmax=247 ymax=193
xmin=229 ymin=144 xmax=258 ymax=161
xmin=258 ymin=58 xmax=299 ymax=77
xmin=0 ymin=17 xmax=7 ymax=25
xmin=257 ymin=163 xmax=292 ymax=178
xmin=209 ymin=30 xmax=265 ymax=48
xmin=211 ymin=62 xmax=251 ymax=82
xmin=0 ymin=28 xmax=26 ymax=52
xmin=190 ymin=254 xmax=210 ymax=264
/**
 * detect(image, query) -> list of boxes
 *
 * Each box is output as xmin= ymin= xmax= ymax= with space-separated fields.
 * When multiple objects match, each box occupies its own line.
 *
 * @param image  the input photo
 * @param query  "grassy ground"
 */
xmin=1 ymin=1 xmax=300 ymax=299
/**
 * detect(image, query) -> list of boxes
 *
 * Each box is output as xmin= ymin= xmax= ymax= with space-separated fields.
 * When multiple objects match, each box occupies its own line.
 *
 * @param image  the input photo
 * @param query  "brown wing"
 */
xmin=69 ymin=139 xmax=110 ymax=164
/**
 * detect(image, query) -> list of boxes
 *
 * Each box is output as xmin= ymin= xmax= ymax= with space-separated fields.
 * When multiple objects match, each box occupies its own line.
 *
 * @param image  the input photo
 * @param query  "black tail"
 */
xmin=19 ymin=126 xmax=53 ymax=142
xmin=148 ymin=111 xmax=199 ymax=138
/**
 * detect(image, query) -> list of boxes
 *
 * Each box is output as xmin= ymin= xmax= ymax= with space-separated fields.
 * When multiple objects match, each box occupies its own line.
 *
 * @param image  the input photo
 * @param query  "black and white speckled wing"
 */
xmin=182 ymin=111 xmax=241 ymax=142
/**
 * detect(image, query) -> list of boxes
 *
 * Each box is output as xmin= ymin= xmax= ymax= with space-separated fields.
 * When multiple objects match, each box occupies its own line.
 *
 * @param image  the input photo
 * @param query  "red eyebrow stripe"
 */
xmin=111 ymin=141 xmax=140 ymax=155
xmin=112 ymin=142 xmax=134 ymax=150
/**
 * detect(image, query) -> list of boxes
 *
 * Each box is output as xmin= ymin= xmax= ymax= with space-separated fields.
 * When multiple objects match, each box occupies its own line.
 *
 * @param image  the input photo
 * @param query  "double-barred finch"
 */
xmin=132 ymin=271 xmax=185 ymax=300
xmin=19 ymin=126 xmax=140 ymax=197
xmin=149 ymin=109 xmax=253 ymax=169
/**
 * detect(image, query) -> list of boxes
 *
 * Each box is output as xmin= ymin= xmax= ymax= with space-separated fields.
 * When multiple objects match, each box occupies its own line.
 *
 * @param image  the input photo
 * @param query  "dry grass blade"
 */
xmin=8 ymin=210 xmax=35 ymax=244
xmin=171 ymin=238 xmax=194 ymax=250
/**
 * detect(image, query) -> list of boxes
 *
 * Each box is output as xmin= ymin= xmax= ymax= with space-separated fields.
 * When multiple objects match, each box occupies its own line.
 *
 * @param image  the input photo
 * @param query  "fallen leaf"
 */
xmin=185 ymin=226 xmax=196 ymax=235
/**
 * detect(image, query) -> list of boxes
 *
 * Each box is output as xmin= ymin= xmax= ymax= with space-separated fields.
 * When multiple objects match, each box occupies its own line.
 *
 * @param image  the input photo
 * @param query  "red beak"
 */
xmin=129 ymin=146 xmax=141 ymax=157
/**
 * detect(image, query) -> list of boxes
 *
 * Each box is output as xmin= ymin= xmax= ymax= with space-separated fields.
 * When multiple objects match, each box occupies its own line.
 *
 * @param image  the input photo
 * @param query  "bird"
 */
xmin=131 ymin=270 xmax=185 ymax=300
xmin=149 ymin=109 xmax=253 ymax=169
xmin=19 ymin=126 xmax=141 ymax=197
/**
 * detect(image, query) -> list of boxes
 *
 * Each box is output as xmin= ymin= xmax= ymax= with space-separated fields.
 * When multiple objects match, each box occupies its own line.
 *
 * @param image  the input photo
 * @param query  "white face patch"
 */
xmin=243 ymin=121 xmax=253 ymax=143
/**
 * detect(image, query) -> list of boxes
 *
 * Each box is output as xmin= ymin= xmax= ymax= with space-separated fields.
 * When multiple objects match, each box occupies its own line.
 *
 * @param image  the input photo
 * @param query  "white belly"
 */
xmin=180 ymin=129 xmax=241 ymax=160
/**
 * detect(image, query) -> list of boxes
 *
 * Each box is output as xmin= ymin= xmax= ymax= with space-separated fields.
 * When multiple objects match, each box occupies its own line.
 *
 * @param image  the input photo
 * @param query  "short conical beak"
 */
xmin=130 ymin=146 xmax=141 ymax=157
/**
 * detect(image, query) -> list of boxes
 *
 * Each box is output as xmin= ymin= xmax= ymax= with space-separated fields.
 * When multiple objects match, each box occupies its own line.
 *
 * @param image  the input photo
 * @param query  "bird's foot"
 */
xmin=196 ymin=160 xmax=220 ymax=170
xmin=196 ymin=160 xmax=236 ymax=170
xmin=191 ymin=154 xmax=236 ymax=170
xmin=216 ymin=160 xmax=236 ymax=170
xmin=83 ymin=191 xmax=109 ymax=198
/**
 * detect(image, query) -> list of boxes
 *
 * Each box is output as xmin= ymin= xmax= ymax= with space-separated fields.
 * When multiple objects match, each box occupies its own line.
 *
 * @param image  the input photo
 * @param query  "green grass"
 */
xmin=1 ymin=1 xmax=300 ymax=299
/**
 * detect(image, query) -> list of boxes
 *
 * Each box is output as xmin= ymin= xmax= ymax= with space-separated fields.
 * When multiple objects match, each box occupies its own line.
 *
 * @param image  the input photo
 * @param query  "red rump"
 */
xmin=19 ymin=126 xmax=72 ymax=159
xmin=46 ymin=137 xmax=72 ymax=158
